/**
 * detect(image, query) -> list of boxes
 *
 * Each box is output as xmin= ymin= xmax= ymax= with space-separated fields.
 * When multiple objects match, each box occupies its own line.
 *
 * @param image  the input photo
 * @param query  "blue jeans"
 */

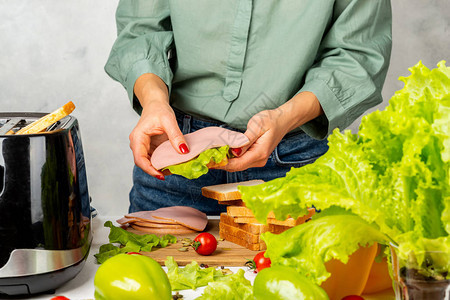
xmin=129 ymin=110 xmax=329 ymax=215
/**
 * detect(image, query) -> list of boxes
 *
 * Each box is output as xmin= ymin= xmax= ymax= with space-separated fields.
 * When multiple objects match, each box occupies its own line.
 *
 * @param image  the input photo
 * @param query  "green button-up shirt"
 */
xmin=105 ymin=0 xmax=392 ymax=139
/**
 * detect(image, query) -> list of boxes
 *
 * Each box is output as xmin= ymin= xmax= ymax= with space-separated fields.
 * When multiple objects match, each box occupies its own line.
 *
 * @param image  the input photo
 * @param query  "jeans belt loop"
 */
xmin=182 ymin=115 xmax=192 ymax=134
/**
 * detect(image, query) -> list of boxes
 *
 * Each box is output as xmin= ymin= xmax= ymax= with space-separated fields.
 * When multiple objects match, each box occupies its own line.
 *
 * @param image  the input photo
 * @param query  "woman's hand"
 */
xmin=217 ymin=92 xmax=323 ymax=172
xmin=129 ymin=73 xmax=189 ymax=179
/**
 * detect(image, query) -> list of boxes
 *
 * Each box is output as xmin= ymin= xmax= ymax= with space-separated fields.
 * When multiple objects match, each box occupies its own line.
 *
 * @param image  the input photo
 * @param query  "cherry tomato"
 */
xmin=341 ymin=296 xmax=364 ymax=300
xmin=50 ymin=296 xmax=70 ymax=300
xmin=246 ymin=251 xmax=271 ymax=272
xmin=193 ymin=232 xmax=217 ymax=255
xmin=253 ymin=251 xmax=272 ymax=272
xmin=126 ymin=252 xmax=142 ymax=255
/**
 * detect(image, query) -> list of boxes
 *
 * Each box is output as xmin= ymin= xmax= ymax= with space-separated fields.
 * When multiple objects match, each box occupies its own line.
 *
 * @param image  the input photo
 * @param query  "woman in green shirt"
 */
xmin=105 ymin=0 xmax=392 ymax=214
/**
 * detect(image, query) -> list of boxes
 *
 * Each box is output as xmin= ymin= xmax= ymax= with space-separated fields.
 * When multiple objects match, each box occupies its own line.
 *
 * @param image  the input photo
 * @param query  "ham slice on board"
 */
xmin=116 ymin=217 xmax=139 ymax=225
xmin=149 ymin=206 xmax=208 ymax=231
xmin=124 ymin=211 xmax=177 ymax=224
xmin=130 ymin=224 xmax=197 ymax=235
xmin=117 ymin=206 xmax=208 ymax=232
xmin=151 ymin=126 xmax=249 ymax=170
xmin=133 ymin=221 xmax=188 ymax=229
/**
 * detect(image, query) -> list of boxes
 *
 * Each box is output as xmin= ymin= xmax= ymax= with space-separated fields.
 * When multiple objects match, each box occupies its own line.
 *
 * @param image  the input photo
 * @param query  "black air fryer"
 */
xmin=0 ymin=113 xmax=92 ymax=296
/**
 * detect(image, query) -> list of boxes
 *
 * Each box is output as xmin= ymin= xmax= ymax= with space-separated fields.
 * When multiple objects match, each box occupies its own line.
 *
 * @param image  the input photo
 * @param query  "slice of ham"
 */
xmin=116 ymin=217 xmax=183 ymax=228
xmin=130 ymin=224 xmax=197 ymax=235
xmin=133 ymin=221 xmax=188 ymax=229
xmin=116 ymin=217 xmax=139 ymax=225
xmin=124 ymin=211 xmax=178 ymax=224
xmin=151 ymin=126 xmax=249 ymax=170
xmin=122 ymin=206 xmax=208 ymax=232
xmin=151 ymin=206 xmax=208 ymax=231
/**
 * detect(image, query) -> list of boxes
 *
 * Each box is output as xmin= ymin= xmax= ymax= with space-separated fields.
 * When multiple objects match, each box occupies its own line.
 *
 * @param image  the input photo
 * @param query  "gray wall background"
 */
xmin=0 ymin=1 xmax=449 ymax=216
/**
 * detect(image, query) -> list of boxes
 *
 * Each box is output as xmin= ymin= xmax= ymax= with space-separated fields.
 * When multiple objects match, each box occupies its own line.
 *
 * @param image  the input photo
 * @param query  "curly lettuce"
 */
xmin=164 ymin=146 xmax=230 ymax=179
xmin=239 ymin=61 xmax=450 ymax=279
xmin=165 ymin=257 xmax=253 ymax=298
xmin=165 ymin=256 xmax=226 ymax=291
xmin=263 ymin=215 xmax=388 ymax=285
xmin=195 ymin=269 xmax=253 ymax=300
xmin=94 ymin=221 xmax=177 ymax=264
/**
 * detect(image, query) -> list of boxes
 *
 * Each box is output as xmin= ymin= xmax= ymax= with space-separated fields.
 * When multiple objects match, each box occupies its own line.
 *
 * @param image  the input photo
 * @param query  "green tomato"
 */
xmin=94 ymin=253 xmax=171 ymax=300
xmin=253 ymin=266 xmax=329 ymax=300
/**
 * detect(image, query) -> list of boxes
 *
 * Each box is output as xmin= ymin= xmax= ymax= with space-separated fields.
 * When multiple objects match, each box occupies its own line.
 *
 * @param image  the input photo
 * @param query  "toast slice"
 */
xmin=227 ymin=206 xmax=276 ymax=218
xmin=218 ymin=200 xmax=246 ymax=206
xmin=16 ymin=101 xmax=75 ymax=135
xmin=233 ymin=208 xmax=315 ymax=227
xmin=201 ymin=180 xmax=264 ymax=201
xmin=233 ymin=216 xmax=264 ymax=224
xmin=219 ymin=222 xmax=262 ymax=244
xmin=268 ymin=224 xmax=293 ymax=234
xmin=220 ymin=213 xmax=269 ymax=235
xmin=219 ymin=228 xmax=266 ymax=251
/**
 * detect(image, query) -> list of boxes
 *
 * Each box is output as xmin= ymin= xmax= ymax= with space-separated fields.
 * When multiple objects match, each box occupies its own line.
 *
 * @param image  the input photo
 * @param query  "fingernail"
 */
xmin=179 ymin=143 xmax=189 ymax=154
xmin=156 ymin=175 xmax=165 ymax=181
xmin=232 ymin=147 xmax=242 ymax=156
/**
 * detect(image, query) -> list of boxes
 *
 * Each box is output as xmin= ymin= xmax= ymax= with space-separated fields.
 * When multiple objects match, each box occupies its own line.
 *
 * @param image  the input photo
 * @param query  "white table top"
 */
xmin=20 ymin=215 xmax=253 ymax=300
xmin=18 ymin=215 xmax=394 ymax=300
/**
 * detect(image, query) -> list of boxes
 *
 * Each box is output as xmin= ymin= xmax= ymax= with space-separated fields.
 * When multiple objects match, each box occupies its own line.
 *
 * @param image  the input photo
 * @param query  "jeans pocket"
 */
xmin=274 ymin=131 xmax=329 ymax=168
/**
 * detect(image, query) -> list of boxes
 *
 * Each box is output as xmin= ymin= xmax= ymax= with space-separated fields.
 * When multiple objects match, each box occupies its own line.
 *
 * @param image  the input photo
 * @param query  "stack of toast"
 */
xmin=202 ymin=180 xmax=315 ymax=251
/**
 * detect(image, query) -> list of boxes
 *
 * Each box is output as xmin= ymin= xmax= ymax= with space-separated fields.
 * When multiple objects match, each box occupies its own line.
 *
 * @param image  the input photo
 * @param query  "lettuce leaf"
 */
xmin=195 ymin=269 xmax=253 ymax=300
xmin=394 ymin=233 xmax=450 ymax=279
xmin=165 ymin=257 xmax=253 ymax=298
xmin=263 ymin=215 xmax=388 ymax=285
xmin=239 ymin=61 xmax=450 ymax=276
xmin=165 ymin=256 xmax=225 ymax=291
xmin=253 ymin=266 xmax=329 ymax=300
xmin=94 ymin=221 xmax=176 ymax=264
xmin=165 ymin=146 xmax=231 ymax=179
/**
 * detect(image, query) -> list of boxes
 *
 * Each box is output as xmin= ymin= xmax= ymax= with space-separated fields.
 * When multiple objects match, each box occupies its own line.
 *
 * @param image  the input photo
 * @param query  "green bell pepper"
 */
xmin=253 ymin=266 xmax=329 ymax=300
xmin=94 ymin=253 xmax=172 ymax=300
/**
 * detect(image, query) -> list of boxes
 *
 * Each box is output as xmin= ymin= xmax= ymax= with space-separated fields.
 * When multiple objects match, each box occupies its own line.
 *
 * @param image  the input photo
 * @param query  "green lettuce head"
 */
xmin=239 ymin=61 xmax=450 ymax=281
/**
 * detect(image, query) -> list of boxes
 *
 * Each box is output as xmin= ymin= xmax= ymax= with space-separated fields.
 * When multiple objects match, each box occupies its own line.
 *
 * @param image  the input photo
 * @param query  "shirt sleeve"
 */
xmin=104 ymin=0 xmax=174 ymax=113
xmin=298 ymin=0 xmax=392 ymax=139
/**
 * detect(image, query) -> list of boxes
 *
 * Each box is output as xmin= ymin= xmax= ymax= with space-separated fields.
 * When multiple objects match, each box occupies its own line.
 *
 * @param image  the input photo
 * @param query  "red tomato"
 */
xmin=126 ymin=252 xmax=142 ymax=255
xmin=193 ymin=232 xmax=217 ymax=255
xmin=50 ymin=296 xmax=70 ymax=300
xmin=253 ymin=251 xmax=271 ymax=272
xmin=341 ymin=296 xmax=364 ymax=300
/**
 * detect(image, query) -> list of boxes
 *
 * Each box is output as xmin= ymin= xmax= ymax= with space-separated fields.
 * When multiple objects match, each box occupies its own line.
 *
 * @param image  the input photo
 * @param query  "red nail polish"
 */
xmin=179 ymin=143 xmax=189 ymax=154
xmin=156 ymin=175 xmax=165 ymax=181
xmin=232 ymin=147 xmax=242 ymax=156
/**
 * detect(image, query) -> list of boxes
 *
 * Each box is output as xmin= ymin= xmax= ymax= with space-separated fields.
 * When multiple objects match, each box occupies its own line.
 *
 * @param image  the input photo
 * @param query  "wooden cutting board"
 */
xmin=127 ymin=219 xmax=260 ymax=267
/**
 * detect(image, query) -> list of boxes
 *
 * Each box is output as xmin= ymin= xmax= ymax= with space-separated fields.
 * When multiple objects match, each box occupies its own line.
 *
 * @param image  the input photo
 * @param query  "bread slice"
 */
xmin=220 ymin=213 xmax=291 ymax=235
xmin=219 ymin=228 xmax=266 ymax=251
xmin=227 ymin=206 xmax=276 ymax=218
xmin=268 ymin=217 xmax=306 ymax=226
xmin=268 ymin=208 xmax=315 ymax=226
xmin=201 ymin=180 xmax=264 ymax=201
xmin=268 ymin=224 xmax=293 ymax=234
xmin=233 ymin=216 xmax=264 ymax=224
xmin=233 ymin=208 xmax=315 ymax=227
xmin=16 ymin=101 xmax=75 ymax=135
xmin=219 ymin=222 xmax=262 ymax=244
xmin=220 ymin=213 xmax=268 ymax=235
xmin=234 ymin=216 xmax=303 ymax=227
xmin=218 ymin=200 xmax=246 ymax=206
